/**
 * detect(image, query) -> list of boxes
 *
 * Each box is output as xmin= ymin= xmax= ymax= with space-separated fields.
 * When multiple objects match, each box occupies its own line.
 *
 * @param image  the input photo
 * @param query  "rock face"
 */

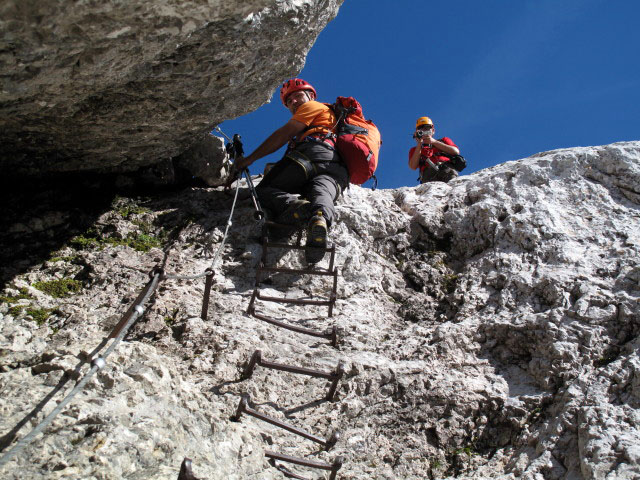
xmin=0 ymin=0 xmax=343 ymax=176
xmin=0 ymin=141 xmax=639 ymax=479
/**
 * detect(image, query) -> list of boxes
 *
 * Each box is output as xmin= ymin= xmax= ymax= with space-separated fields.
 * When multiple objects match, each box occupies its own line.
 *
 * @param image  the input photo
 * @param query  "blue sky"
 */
xmin=219 ymin=0 xmax=640 ymax=189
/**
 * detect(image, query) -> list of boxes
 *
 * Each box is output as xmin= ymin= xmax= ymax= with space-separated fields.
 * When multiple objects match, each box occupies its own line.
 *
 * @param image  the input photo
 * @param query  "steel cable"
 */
xmin=164 ymin=161 xmax=243 ymax=281
xmin=1 ymin=127 xmax=245 ymax=468
xmin=0 ymin=271 xmax=162 ymax=469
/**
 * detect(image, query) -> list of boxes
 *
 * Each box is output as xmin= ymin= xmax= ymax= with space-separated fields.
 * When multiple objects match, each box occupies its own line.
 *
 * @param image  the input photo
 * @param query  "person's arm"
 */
xmin=431 ymin=138 xmax=459 ymax=156
xmin=408 ymin=141 xmax=423 ymax=170
xmin=234 ymin=118 xmax=306 ymax=169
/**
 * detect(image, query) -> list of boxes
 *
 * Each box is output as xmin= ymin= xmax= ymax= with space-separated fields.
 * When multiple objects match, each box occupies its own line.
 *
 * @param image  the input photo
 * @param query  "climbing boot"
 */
xmin=305 ymin=211 xmax=328 ymax=264
xmin=276 ymin=199 xmax=312 ymax=227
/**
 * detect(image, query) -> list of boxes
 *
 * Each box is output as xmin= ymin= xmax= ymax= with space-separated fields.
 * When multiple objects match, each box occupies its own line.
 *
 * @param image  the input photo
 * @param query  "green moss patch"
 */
xmin=117 ymin=233 xmax=161 ymax=252
xmin=70 ymin=230 xmax=101 ymax=250
xmin=26 ymin=307 xmax=55 ymax=326
xmin=49 ymin=255 xmax=77 ymax=263
xmin=8 ymin=305 xmax=24 ymax=316
xmin=0 ymin=287 xmax=32 ymax=305
xmin=69 ymin=227 xmax=162 ymax=253
xmin=33 ymin=278 xmax=83 ymax=298
xmin=112 ymin=196 xmax=150 ymax=219
xmin=7 ymin=306 xmax=61 ymax=326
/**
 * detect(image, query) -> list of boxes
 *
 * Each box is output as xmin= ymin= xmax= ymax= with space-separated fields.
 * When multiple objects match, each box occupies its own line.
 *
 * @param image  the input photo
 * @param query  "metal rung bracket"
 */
xmin=265 ymin=451 xmax=343 ymax=480
xmin=177 ymin=458 xmax=200 ymax=480
xmin=231 ymin=395 xmax=339 ymax=450
xmin=247 ymin=295 xmax=338 ymax=346
xmin=242 ymin=350 xmax=345 ymax=401
xmin=200 ymin=268 xmax=214 ymax=320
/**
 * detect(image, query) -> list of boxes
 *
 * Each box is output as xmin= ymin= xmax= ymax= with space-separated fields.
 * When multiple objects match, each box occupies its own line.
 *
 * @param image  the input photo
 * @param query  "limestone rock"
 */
xmin=0 ymin=141 xmax=639 ymax=479
xmin=0 ymin=0 xmax=343 ymax=177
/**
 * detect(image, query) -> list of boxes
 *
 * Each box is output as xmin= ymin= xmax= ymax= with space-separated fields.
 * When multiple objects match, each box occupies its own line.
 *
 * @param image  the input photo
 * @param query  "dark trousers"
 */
xmin=420 ymin=163 xmax=458 ymax=184
xmin=256 ymin=141 xmax=349 ymax=227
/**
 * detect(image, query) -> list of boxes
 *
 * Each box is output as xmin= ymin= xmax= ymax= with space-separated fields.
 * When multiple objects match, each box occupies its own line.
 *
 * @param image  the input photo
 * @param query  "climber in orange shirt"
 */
xmin=234 ymin=79 xmax=349 ymax=264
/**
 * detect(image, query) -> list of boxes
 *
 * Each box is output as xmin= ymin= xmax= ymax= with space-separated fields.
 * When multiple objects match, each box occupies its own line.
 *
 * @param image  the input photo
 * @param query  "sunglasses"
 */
xmin=417 ymin=125 xmax=433 ymax=131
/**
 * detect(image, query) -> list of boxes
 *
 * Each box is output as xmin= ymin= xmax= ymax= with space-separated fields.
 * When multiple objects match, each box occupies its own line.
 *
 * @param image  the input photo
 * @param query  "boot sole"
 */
xmin=305 ymin=221 xmax=327 ymax=264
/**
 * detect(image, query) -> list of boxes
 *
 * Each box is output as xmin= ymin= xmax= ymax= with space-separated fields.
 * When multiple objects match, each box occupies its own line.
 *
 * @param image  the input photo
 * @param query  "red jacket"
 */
xmin=409 ymin=137 xmax=457 ymax=171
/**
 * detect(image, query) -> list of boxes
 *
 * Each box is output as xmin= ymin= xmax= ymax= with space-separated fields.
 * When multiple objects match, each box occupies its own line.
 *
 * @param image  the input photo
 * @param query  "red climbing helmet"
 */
xmin=279 ymin=78 xmax=317 ymax=105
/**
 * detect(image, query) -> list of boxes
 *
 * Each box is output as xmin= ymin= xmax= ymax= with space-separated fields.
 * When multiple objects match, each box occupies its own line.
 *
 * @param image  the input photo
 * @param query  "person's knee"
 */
xmin=255 ymin=183 xmax=268 ymax=199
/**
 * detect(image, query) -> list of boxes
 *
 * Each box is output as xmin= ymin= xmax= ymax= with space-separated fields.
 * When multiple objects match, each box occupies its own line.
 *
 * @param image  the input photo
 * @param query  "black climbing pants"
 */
xmin=420 ymin=163 xmax=458 ymax=184
xmin=256 ymin=141 xmax=349 ymax=227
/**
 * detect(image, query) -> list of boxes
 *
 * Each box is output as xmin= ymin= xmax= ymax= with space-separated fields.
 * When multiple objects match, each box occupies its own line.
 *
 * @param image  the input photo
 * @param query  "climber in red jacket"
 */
xmin=408 ymin=116 xmax=460 ymax=184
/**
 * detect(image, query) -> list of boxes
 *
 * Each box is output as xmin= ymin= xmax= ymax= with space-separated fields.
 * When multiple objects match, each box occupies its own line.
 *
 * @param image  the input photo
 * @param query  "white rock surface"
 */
xmin=1 ymin=141 xmax=639 ymax=479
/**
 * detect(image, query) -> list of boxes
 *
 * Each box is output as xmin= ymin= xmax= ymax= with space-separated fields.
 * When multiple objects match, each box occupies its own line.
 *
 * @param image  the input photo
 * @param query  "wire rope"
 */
xmin=0 ymin=272 xmax=162 ymax=469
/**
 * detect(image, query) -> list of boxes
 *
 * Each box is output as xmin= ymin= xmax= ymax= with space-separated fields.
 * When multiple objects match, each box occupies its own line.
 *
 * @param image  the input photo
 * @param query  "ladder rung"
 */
xmin=265 ymin=450 xmax=335 ymax=470
xmin=264 ymin=220 xmax=303 ymax=230
xmin=249 ymin=309 xmax=336 ymax=341
xmin=257 ymin=292 xmax=333 ymax=307
xmin=258 ymin=265 xmax=337 ymax=276
xmin=264 ymin=242 xmax=334 ymax=253
xmin=265 ymin=451 xmax=344 ymax=480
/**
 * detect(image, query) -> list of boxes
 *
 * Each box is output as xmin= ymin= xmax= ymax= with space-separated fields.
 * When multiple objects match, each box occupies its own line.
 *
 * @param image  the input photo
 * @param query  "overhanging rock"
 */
xmin=0 ymin=0 xmax=343 ymax=176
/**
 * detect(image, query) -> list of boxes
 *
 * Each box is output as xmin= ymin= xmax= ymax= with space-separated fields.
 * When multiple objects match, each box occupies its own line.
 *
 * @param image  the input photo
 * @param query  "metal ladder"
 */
xmin=235 ymin=220 xmax=345 ymax=479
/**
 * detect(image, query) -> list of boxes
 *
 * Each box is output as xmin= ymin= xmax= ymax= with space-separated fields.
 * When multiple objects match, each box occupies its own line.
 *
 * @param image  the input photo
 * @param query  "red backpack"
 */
xmin=329 ymin=97 xmax=382 ymax=186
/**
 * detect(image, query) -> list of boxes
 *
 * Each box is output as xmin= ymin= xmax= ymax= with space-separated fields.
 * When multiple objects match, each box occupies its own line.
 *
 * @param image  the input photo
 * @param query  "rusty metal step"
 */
xmin=260 ymin=222 xmax=337 ymax=272
xmin=242 ymin=350 xmax=344 ymax=400
xmin=265 ymin=450 xmax=343 ymax=480
xmin=256 ymin=292 xmax=334 ymax=307
xmin=231 ymin=395 xmax=339 ymax=450
xmin=263 ymin=241 xmax=334 ymax=253
xmin=248 ymin=306 xmax=339 ymax=346
xmin=249 ymin=288 xmax=337 ymax=317
xmin=258 ymin=264 xmax=338 ymax=277
xmin=262 ymin=220 xmax=304 ymax=247
xmin=261 ymin=242 xmax=336 ymax=271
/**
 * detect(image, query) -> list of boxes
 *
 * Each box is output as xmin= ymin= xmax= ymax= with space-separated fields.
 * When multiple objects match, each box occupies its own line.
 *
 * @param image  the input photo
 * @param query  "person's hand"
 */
xmin=233 ymin=155 xmax=252 ymax=170
xmin=423 ymin=134 xmax=434 ymax=145
xmin=415 ymin=135 xmax=424 ymax=146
